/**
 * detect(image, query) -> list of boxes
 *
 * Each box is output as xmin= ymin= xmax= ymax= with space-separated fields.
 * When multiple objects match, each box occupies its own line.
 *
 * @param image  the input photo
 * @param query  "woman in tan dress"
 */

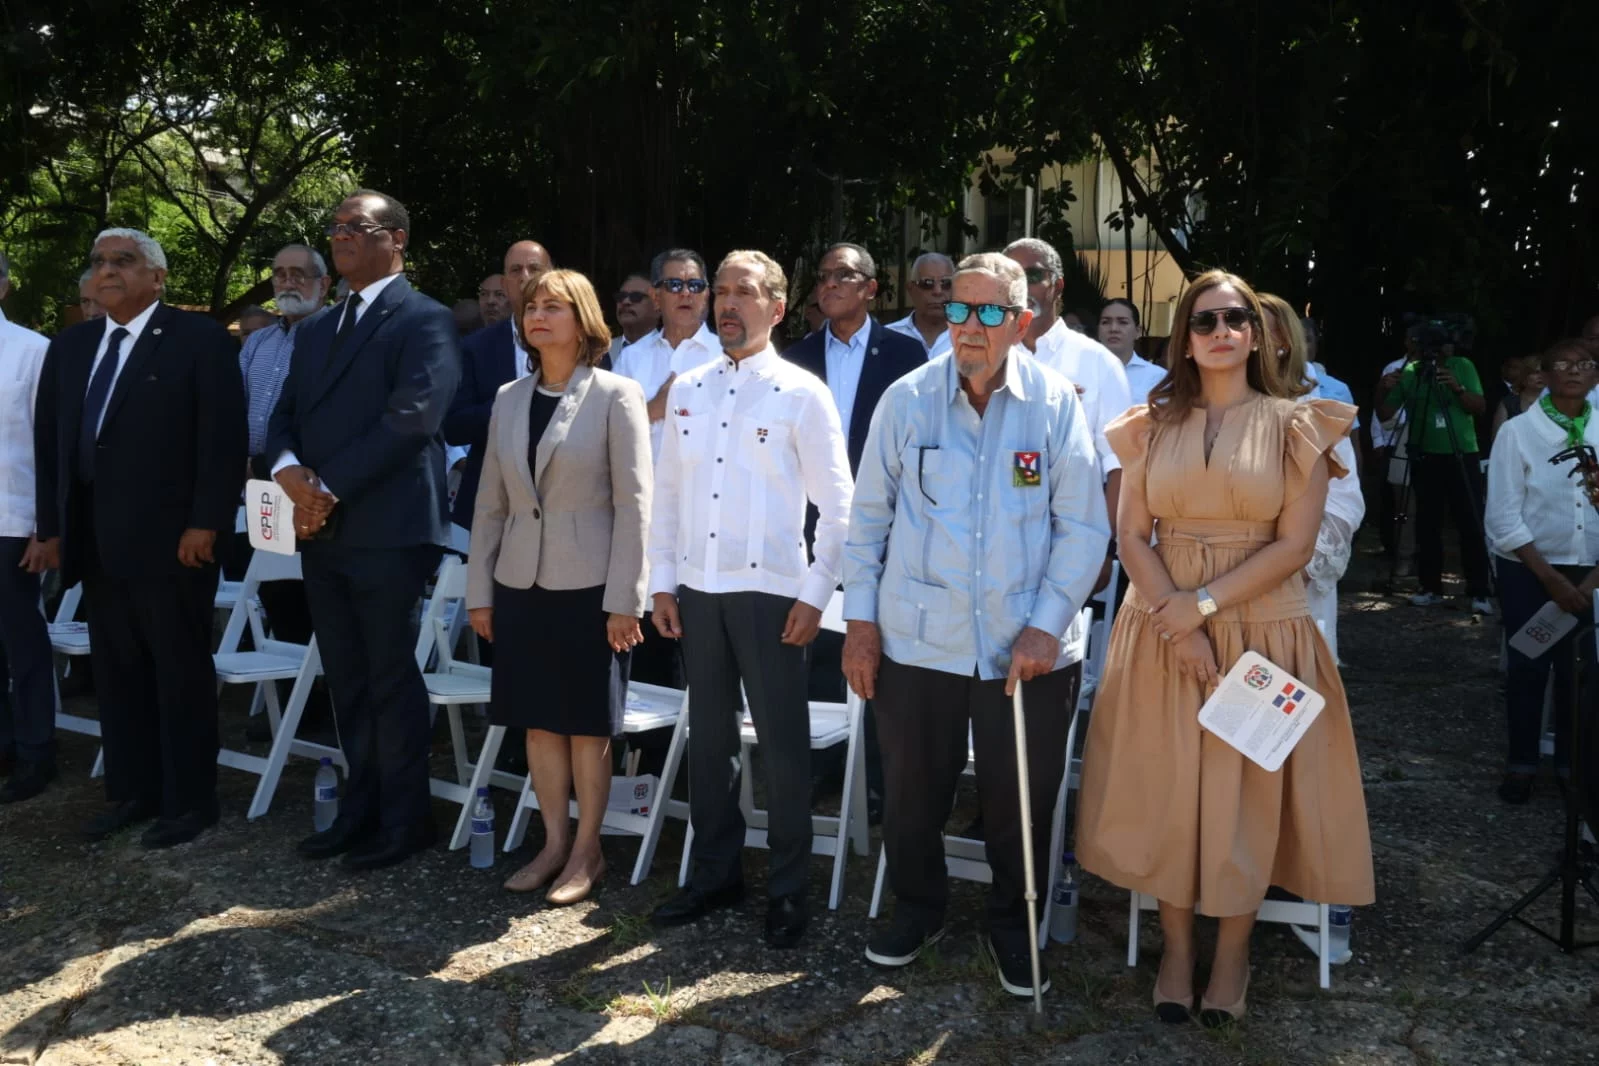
xmin=1075 ymin=270 xmax=1374 ymax=1027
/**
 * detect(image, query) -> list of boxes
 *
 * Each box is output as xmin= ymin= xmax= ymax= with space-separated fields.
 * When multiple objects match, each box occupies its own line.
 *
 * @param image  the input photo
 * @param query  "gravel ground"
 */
xmin=2 ymin=542 xmax=1597 ymax=1065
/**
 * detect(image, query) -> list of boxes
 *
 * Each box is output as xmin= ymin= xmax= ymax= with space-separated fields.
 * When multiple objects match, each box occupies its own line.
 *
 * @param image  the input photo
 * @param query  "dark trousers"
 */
xmin=1498 ymin=556 xmax=1590 ymax=772
xmin=1414 ymin=452 xmax=1491 ymax=597
xmin=631 ymin=612 xmax=683 ymax=688
xmin=82 ymin=516 xmax=221 ymax=818
xmin=0 ymin=537 xmax=55 ymax=766
xmin=301 ymin=542 xmax=441 ymax=831
xmin=677 ymin=587 xmax=812 ymax=898
xmin=875 ymin=656 xmax=1079 ymax=931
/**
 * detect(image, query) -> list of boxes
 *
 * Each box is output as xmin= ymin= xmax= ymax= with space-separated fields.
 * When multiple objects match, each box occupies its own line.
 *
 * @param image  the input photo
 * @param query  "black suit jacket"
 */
xmin=784 ymin=317 xmax=927 ymax=474
xmin=441 ymin=318 xmax=516 ymax=529
xmin=262 ymin=274 xmax=461 ymax=550
xmin=34 ymin=303 xmax=247 ymax=588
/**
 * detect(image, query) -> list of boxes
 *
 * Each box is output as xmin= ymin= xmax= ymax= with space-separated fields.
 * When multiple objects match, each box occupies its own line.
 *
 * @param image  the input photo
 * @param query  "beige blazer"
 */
xmin=466 ymin=364 xmax=652 ymax=616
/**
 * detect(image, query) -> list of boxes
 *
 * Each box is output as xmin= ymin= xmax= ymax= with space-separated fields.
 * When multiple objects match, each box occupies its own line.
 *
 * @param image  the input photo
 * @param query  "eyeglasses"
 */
xmin=324 ymin=221 xmax=397 ymax=238
xmin=912 ymin=276 xmax=954 ymax=292
xmin=615 ymin=291 xmax=651 ymax=304
xmin=88 ymin=251 xmax=140 ymax=270
xmin=654 ymin=278 xmax=708 ymax=295
xmin=273 ymin=267 xmax=320 ymax=284
xmin=1550 ymin=360 xmax=1599 ymax=373
xmin=817 ymin=268 xmax=868 ymax=286
xmin=946 ymin=302 xmax=1022 ymax=328
xmin=1022 ymin=267 xmax=1055 ymax=285
xmin=1188 ymin=307 xmax=1257 ymax=335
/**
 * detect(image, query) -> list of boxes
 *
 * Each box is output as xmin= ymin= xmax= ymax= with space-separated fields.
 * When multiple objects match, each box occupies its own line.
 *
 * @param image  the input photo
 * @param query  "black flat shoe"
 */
xmin=141 ymin=808 xmax=219 ymax=849
xmin=0 ymin=761 xmax=56 ymax=804
xmin=764 ymin=893 xmax=808 ymax=949
xmin=650 ymin=882 xmax=745 ymax=928
xmin=82 ymin=798 xmax=159 ymax=841
xmin=1498 ymin=772 xmax=1534 ymax=805
xmin=342 ymin=821 xmax=436 ymax=871
xmin=298 ymin=816 xmax=377 ymax=860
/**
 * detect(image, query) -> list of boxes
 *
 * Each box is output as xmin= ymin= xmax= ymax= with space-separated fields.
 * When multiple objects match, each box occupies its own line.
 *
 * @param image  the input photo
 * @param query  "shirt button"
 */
xmin=975 ymin=609 xmax=982 ymax=616
xmin=750 ymin=563 xmax=757 ymax=569
xmin=717 ymin=457 xmax=723 ymax=463
xmin=722 ymin=422 xmax=728 ymax=427
xmin=710 ymin=533 xmax=716 ymax=538
xmin=713 ymin=493 xmax=719 ymax=499
xmin=975 ymin=569 xmax=982 ymax=576
xmin=976 ymin=532 xmax=983 ymax=539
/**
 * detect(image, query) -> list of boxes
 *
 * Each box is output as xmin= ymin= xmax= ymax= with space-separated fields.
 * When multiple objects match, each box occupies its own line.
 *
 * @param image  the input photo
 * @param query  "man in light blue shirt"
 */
xmin=841 ymin=252 xmax=1108 ymax=999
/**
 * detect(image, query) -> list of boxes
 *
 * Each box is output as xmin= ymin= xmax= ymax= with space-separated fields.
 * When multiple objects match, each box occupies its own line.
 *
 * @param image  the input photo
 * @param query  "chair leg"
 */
xmin=504 ymin=771 xmax=537 ymax=853
xmin=246 ymin=652 xmax=319 ymax=820
xmin=90 ymin=748 xmax=104 ymax=779
xmin=448 ymin=706 xmax=471 ymax=786
xmin=1126 ymin=892 xmax=1142 ymax=967
xmin=868 ymin=846 xmax=888 ymax=919
xmin=631 ymin=694 xmax=690 ymax=885
xmin=1318 ymin=902 xmax=1332 ymax=989
xmin=846 ymin=697 xmax=870 ymax=858
xmin=450 ymin=723 xmax=506 ymax=850
xmin=677 ymin=822 xmax=694 ymax=888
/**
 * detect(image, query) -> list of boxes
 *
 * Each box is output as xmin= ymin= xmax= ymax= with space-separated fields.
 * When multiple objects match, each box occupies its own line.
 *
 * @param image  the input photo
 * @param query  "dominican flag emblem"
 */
xmin=1012 ymin=451 xmax=1042 ymax=487
xmin=756 ymin=427 xmax=769 ymax=440
xmin=1271 ymin=682 xmax=1308 ymax=714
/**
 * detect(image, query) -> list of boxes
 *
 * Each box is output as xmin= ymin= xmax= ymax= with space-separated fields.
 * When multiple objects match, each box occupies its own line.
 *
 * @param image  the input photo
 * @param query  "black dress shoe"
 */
xmin=82 ymin=798 xmax=160 ymax=841
xmin=0 ymin=750 xmax=14 ymax=777
xmin=0 ymin=761 xmax=56 ymax=804
xmin=297 ymin=816 xmax=377 ymax=860
xmin=764 ymin=893 xmax=808 ymax=949
xmin=141 ymin=808 xmax=219 ymax=849
xmin=650 ymin=881 xmax=746 ymax=927
xmin=342 ymin=821 xmax=436 ymax=871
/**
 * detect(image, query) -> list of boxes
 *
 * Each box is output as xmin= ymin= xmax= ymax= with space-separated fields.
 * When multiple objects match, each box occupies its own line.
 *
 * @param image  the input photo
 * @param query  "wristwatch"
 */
xmin=1195 ymin=586 xmax=1219 ymax=617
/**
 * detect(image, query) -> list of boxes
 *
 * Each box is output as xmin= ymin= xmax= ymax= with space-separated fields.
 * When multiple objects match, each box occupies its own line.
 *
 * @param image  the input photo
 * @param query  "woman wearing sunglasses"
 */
xmin=1075 ymin=270 xmax=1374 ymax=1027
xmin=1483 ymin=339 xmax=1599 ymax=804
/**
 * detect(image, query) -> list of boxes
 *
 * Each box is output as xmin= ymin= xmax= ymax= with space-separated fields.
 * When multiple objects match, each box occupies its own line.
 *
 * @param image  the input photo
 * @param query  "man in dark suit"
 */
xmin=443 ymin=239 xmax=551 ymax=530
xmin=784 ymin=243 xmax=926 ymax=475
xmin=34 ymin=228 xmax=246 ymax=846
xmin=264 ymin=189 xmax=461 ymax=871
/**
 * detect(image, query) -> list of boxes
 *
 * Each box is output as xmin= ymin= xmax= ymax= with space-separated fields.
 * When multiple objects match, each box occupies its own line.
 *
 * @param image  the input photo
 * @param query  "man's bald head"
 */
xmin=503 ymin=241 xmax=552 ymax=302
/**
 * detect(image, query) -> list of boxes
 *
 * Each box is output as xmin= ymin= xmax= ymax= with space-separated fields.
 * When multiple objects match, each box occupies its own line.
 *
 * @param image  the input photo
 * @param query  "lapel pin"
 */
xmin=152 ymin=328 xmax=163 ymax=336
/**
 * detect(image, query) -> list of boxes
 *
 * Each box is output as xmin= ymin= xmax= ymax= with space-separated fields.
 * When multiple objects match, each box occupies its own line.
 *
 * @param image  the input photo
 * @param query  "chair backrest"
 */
xmin=218 ymin=550 xmax=303 ymax=654
xmin=415 ymin=554 xmax=469 ymax=671
xmin=449 ymin=523 xmax=471 ymax=556
xmin=53 ymin=583 xmax=84 ymax=625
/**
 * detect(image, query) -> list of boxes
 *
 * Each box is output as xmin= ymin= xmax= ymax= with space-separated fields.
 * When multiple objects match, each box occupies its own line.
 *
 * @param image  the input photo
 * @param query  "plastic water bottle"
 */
xmin=1327 ymin=905 xmax=1353 ymax=964
xmin=469 ymin=788 xmax=494 ymax=869
xmin=1049 ymin=851 xmax=1079 ymax=944
xmin=313 ymin=758 xmax=339 ymax=832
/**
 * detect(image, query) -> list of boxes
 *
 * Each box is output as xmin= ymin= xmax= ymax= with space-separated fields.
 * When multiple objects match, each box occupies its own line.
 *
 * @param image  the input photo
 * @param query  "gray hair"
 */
xmin=824 ymin=242 xmax=876 ymax=278
xmin=910 ymin=251 xmax=954 ymax=277
xmin=956 ymin=252 xmax=1027 ymax=307
xmin=0 ymin=248 xmax=9 ymax=281
xmin=278 ymin=243 xmax=327 ymax=277
xmin=1002 ymin=237 xmax=1062 ymax=280
xmin=650 ymin=248 xmax=706 ymax=284
xmin=94 ymin=228 xmax=168 ymax=270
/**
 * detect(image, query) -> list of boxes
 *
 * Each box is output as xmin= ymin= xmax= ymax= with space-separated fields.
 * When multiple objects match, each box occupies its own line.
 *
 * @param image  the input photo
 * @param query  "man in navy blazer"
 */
xmin=264 ymin=190 xmax=461 ymax=871
xmin=443 ymin=239 xmax=551 ymax=529
xmin=34 ymin=228 xmax=246 ymax=846
xmin=784 ymin=243 xmax=926 ymax=475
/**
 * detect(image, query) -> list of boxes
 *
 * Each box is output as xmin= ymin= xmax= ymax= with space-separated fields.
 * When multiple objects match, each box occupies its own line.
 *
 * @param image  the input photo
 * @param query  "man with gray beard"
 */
xmin=242 ymin=245 xmax=332 ymax=465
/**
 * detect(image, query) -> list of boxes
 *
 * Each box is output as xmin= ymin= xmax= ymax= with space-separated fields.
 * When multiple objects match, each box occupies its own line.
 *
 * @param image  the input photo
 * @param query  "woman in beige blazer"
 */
xmin=467 ymin=269 xmax=652 ymax=904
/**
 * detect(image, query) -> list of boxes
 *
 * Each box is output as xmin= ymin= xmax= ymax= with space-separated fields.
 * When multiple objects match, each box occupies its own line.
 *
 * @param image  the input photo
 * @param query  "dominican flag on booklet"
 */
xmin=1272 ymin=683 xmax=1307 ymax=714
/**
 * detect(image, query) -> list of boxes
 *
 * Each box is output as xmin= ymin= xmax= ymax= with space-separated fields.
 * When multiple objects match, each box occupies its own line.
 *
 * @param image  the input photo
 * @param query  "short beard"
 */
xmin=719 ymin=320 xmax=748 ymax=351
xmin=956 ymin=355 xmax=989 ymax=378
xmin=274 ymin=291 xmax=320 ymax=317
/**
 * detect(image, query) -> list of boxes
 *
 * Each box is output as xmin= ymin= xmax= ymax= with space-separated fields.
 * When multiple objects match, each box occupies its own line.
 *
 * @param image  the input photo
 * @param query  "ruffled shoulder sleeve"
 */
xmin=1104 ymin=404 xmax=1153 ymax=472
xmin=1284 ymin=398 xmax=1356 ymax=503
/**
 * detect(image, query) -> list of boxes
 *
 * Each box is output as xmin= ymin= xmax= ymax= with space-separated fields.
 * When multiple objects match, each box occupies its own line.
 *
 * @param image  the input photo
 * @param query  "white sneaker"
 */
xmin=1409 ymin=592 xmax=1445 ymax=607
xmin=1471 ymin=598 xmax=1495 ymax=615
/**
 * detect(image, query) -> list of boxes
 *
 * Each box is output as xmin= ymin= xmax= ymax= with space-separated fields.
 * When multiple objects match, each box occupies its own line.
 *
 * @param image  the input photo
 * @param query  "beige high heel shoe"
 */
xmin=1198 ymin=970 xmax=1250 ymax=1028
xmin=1153 ymin=981 xmax=1195 ymax=1024
xmin=503 ymin=848 xmax=568 ymax=893
xmin=546 ymin=858 xmax=606 ymax=906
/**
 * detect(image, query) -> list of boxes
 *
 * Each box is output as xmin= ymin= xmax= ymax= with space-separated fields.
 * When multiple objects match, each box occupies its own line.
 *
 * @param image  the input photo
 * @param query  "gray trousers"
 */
xmin=677 ymin=587 xmax=812 ymax=898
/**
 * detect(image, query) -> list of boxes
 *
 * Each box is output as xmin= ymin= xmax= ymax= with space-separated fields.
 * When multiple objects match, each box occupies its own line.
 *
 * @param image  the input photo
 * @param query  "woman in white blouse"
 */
xmin=1484 ymin=339 xmax=1599 ymax=804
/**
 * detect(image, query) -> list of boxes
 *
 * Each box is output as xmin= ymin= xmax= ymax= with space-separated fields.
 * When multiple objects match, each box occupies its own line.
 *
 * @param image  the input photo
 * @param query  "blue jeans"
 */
xmin=1496 ymin=556 xmax=1590 ymax=773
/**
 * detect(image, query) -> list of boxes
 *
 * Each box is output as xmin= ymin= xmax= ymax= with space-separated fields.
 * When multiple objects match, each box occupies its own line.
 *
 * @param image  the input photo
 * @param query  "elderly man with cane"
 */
xmin=842 ymin=252 xmax=1109 ymax=1001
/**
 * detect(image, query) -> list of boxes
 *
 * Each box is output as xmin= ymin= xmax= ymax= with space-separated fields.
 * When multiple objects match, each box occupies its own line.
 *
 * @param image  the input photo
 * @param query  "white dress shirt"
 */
xmin=0 ymin=308 xmax=49 ymax=536
xmin=1028 ymin=317 xmax=1132 ymax=477
xmin=88 ymin=299 xmax=161 ymax=435
xmin=1122 ymin=352 xmax=1166 ymax=405
xmin=649 ymin=345 xmax=853 ymax=610
xmin=886 ymin=311 xmax=953 ymax=359
xmin=1486 ymin=400 xmax=1599 ymax=566
xmin=612 ymin=322 xmax=721 ymax=457
xmin=1370 ymin=356 xmax=1408 ymax=448
xmin=271 ymin=272 xmax=405 ymax=489
xmin=823 ymin=318 xmax=871 ymax=442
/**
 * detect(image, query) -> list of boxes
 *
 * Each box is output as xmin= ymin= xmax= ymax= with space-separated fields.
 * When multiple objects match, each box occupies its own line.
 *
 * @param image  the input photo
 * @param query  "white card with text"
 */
xmin=1508 ymin=600 xmax=1578 ymax=659
xmin=244 ymin=479 xmax=297 ymax=555
xmin=1198 ymin=651 xmax=1327 ymax=773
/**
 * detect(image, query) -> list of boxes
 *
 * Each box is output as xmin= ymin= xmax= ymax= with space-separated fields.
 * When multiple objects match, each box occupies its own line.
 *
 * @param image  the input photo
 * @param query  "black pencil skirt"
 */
xmin=488 ymin=582 xmax=629 ymax=738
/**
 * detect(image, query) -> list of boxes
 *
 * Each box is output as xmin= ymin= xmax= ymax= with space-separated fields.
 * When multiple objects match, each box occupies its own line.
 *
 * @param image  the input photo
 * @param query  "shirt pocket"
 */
xmin=735 ymin=417 xmax=792 ymax=479
xmin=879 ymin=576 xmax=955 ymax=647
xmin=999 ymin=446 xmax=1051 ymax=517
xmin=671 ymin=414 xmax=712 ymax=465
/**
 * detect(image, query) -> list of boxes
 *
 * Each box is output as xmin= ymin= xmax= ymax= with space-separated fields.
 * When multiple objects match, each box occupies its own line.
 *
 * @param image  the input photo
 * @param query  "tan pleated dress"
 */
xmin=1075 ymin=394 xmax=1375 ymax=917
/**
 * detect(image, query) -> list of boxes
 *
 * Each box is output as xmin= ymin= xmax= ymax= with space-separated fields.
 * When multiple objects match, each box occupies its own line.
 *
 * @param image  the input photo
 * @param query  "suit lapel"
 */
xmin=98 ymin=303 xmax=171 ymax=437
xmin=533 ymin=364 xmax=595 ymax=490
xmin=309 ymin=274 xmax=410 ymax=409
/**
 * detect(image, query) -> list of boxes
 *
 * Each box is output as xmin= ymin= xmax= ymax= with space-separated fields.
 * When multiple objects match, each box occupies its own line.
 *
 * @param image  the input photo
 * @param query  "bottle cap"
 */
xmin=320 ymin=757 xmax=332 ymax=767
xmin=476 ymin=786 xmax=489 ymax=796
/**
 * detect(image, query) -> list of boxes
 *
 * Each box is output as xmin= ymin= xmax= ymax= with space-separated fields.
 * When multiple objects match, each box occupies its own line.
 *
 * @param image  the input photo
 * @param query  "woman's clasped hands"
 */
xmin=1149 ymin=590 xmax=1219 ymax=687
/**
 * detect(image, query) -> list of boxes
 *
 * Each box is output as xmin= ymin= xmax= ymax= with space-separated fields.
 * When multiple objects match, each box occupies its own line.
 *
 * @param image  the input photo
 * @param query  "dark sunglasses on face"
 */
xmin=912 ymin=276 xmax=954 ymax=291
xmin=614 ymin=291 xmax=651 ymax=304
xmin=946 ymin=301 xmax=1022 ymax=328
xmin=1551 ymin=359 xmax=1599 ymax=373
xmin=654 ymin=278 xmax=708 ymax=295
xmin=1022 ymin=267 xmax=1054 ymax=285
xmin=1189 ymin=306 xmax=1257 ymax=335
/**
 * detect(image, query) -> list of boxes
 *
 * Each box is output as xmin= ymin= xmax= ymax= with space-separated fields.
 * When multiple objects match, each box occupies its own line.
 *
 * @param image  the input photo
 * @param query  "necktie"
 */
xmin=325 ymin=292 xmax=363 ymax=370
xmin=77 ymin=327 xmax=128 ymax=483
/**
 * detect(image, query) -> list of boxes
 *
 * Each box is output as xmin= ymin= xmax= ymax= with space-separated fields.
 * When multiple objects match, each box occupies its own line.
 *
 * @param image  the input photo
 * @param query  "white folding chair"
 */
xmin=504 ymin=681 xmax=694 ymax=870
xmin=212 ymin=550 xmax=340 ymax=819
xmin=48 ymin=585 xmax=102 ymax=776
xmin=1127 ymin=894 xmax=1333 ymax=989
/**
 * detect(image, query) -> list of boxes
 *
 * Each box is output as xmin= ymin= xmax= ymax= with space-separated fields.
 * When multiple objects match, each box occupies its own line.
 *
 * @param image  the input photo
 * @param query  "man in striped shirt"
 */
xmin=241 ymin=245 xmax=331 ymax=463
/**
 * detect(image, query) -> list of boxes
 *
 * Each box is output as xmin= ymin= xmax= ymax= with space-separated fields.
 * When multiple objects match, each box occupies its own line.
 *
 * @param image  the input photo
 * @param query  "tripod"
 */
xmin=1463 ymin=618 xmax=1599 ymax=954
xmin=1384 ymin=356 xmax=1494 ymax=599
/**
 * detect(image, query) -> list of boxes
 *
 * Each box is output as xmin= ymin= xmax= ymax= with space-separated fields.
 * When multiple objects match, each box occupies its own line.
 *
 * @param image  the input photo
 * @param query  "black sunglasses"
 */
xmin=912 ymin=276 xmax=954 ymax=291
xmin=946 ymin=301 xmax=1022 ymax=328
xmin=324 ymin=221 xmax=397 ymax=238
xmin=1022 ymin=267 xmax=1054 ymax=285
xmin=655 ymin=278 xmax=708 ymax=295
xmin=614 ymin=291 xmax=651 ymax=304
xmin=1189 ymin=306 xmax=1257 ymax=335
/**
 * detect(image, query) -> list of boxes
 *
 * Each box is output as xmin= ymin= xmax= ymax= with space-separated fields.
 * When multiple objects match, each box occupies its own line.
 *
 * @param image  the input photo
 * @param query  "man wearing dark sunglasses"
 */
xmin=842 ymin=252 xmax=1109 ymax=999
xmin=611 ymin=249 xmax=720 ymax=461
xmin=607 ymin=273 xmax=659 ymax=364
xmin=886 ymin=251 xmax=955 ymax=359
